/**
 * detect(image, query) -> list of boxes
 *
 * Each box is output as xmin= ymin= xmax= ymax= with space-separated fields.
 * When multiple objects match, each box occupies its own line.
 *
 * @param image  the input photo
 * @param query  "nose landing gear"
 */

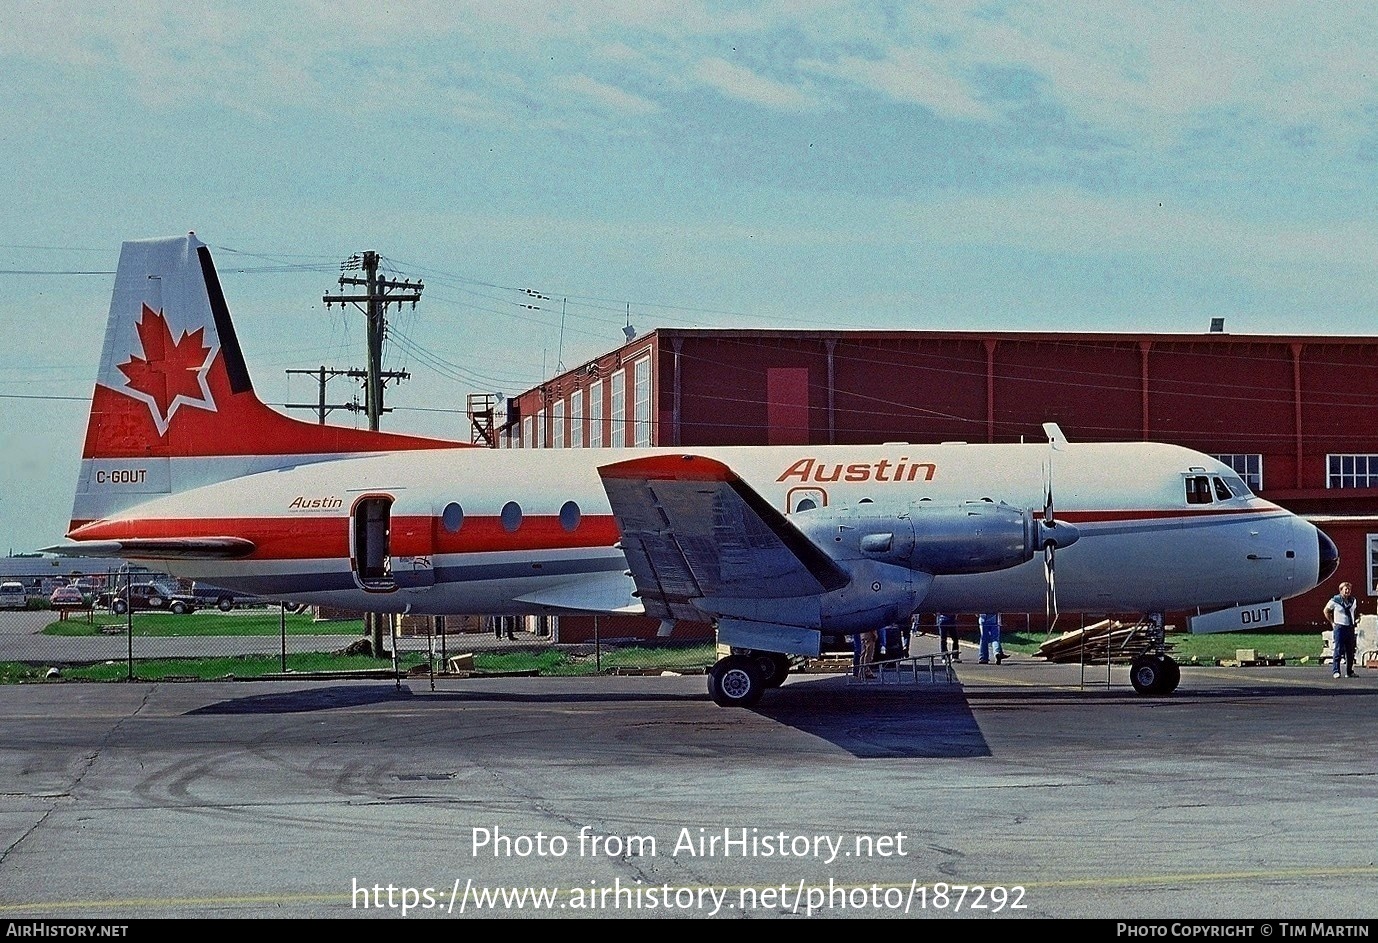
xmin=1129 ymin=652 xmax=1181 ymax=695
xmin=1129 ymin=612 xmax=1181 ymax=695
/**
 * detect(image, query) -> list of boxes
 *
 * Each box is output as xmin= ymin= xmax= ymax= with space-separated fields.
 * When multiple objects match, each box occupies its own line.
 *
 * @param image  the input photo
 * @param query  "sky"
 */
xmin=1 ymin=1 xmax=1376 ymax=554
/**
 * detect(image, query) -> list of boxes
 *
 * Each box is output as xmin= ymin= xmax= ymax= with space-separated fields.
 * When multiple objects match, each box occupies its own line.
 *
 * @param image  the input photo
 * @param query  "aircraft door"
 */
xmin=351 ymin=495 xmax=396 ymax=592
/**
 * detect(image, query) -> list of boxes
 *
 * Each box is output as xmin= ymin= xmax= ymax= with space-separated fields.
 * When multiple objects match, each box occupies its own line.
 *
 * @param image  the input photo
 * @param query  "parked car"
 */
xmin=49 ymin=585 xmax=87 ymax=608
xmin=0 ymin=581 xmax=27 ymax=610
xmin=190 ymin=582 xmax=263 ymax=611
xmin=97 ymin=582 xmax=199 ymax=615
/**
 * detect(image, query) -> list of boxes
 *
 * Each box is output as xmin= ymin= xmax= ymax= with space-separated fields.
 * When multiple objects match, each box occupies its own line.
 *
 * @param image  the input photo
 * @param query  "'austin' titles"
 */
xmin=289 ymin=496 xmax=343 ymax=510
xmin=777 ymin=458 xmax=936 ymax=484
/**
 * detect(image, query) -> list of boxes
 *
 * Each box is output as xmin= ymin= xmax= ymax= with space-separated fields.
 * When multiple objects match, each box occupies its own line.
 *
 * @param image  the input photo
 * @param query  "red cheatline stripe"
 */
xmin=68 ymin=515 xmax=624 ymax=560
xmin=1056 ymin=508 xmax=1280 ymax=523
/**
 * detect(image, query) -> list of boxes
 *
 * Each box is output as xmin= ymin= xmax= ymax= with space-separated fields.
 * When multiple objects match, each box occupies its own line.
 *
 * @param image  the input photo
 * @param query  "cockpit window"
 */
xmin=1185 ymin=475 xmax=1213 ymax=505
xmin=1221 ymin=474 xmax=1252 ymax=498
xmin=1212 ymin=477 xmax=1233 ymax=501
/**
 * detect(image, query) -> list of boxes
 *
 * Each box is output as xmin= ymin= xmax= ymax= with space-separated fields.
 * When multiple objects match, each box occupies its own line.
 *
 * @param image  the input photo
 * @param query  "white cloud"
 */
xmin=551 ymin=75 xmax=660 ymax=115
xmin=692 ymin=57 xmax=817 ymax=110
xmin=801 ymin=49 xmax=997 ymax=122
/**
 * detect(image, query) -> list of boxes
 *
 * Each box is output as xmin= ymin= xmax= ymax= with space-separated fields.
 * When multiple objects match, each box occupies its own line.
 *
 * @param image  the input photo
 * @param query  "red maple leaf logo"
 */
xmin=116 ymin=304 xmax=215 ymax=430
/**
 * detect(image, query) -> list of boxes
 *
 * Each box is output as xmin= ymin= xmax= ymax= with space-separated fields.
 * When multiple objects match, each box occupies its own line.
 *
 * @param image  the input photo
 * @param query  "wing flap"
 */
xmin=598 ymin=455 xmax=849 ymax=622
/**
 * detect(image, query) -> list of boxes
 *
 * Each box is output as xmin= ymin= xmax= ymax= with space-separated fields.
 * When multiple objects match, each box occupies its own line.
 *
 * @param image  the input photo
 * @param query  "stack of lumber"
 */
xmin=1037 ymin=619 xmax=1173 ymax=664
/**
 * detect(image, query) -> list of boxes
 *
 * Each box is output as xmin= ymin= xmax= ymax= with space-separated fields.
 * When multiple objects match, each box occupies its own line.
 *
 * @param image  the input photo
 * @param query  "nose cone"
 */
xmin=1317 ymin=527 xmax=1340 ymax=584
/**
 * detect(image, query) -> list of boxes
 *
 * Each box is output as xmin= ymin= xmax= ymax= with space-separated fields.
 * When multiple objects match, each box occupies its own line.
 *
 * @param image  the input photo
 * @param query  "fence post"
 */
xmin=125 ymin=584 xmax=133 ymax=681
xmin=280 ymin=603 xmax=288 ymax=673
xmin=390 ymin=615 xmax=400 ymax=690
xmin=427 ymin=617 xmax=435 ymax=692
xmin=594 ymin=615 xmax=601 ymax=673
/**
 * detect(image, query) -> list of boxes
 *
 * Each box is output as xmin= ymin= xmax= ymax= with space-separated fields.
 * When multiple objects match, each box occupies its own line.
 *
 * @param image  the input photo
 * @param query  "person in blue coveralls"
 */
xmin=978 ymin=612 xmax=1006 ymax=665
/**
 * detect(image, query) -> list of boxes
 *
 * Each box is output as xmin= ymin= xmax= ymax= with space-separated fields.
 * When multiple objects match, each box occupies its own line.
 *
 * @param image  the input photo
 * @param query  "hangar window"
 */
xmin=1184 ymin=475 xmax=1213 ymax=505
xmin=611 ymin=371 xmax=626 ymax=448
xmin=1368 ymin=535 xmax=1378 ymax=597
xmin=1211 ymin=453 xmax=1262 ymax=491
xmin=632 ymin=356 xmax=652 ymax=447
xmin=1327 ymin=454 xmax=1378 ymax=489
xmin=589 ymin=380 xmax=604 ymax=448
xmin=571 ymin=389 xmax=584 ymax=449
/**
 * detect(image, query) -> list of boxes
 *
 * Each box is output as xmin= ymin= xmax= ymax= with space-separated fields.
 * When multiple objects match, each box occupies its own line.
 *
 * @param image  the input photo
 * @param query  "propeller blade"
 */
xmin=1044 ymin=541 xmax=1059 ymax=633
xmin=1043 ymin=460 xmax=1054 ymax=526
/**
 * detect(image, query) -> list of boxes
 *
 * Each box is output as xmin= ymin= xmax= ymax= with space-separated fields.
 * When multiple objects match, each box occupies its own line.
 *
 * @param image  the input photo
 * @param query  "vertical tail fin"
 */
xmin=72 ymin=233 xmax=464 ymax=531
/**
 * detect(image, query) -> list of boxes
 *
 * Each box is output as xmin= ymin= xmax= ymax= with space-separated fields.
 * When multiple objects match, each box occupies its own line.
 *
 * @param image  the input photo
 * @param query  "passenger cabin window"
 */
xmin=1185 ymin=475 xmax=1213 ymax=505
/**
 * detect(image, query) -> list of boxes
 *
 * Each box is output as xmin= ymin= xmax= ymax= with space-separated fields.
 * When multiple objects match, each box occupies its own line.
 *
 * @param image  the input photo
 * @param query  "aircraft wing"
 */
xmin=597 ymin=454 xmax=849 ymax=623
xmin=41 ymin=537 xmax=257 ymax=559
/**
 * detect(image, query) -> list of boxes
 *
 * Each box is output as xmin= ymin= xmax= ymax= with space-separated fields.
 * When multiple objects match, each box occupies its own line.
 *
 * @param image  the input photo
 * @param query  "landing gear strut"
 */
xmin=1129 ymin=613 xmax=1180 ymax=696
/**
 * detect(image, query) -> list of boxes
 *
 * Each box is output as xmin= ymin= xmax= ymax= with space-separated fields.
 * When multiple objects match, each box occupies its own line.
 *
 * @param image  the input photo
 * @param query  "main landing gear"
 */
xmin=1129 ymin=612 xmax=1181 ymax=696
xmin=707 ymin=650 xmax=792 ymax=707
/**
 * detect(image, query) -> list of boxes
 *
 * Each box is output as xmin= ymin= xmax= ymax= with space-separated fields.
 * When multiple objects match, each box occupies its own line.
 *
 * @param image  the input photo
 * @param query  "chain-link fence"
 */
xmin=0 ymin=579 xmax=719 ymax=683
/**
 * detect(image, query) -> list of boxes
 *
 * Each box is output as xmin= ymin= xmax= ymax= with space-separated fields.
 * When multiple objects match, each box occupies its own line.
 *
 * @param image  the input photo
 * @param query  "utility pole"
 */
xmin=322 ymin=251 xmax=423 ymax=430
xmin=284 ymin=367 xmax=355 ymax=424
xmin=318 ymin=251 xmax=423 ymax=658
xmin=284 ymin=366 xmax=410 ymax=424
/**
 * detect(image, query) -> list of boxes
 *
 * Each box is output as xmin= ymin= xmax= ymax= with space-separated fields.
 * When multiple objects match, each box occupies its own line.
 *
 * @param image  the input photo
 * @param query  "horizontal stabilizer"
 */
xmin=597 ymin=454 xmax=849 ymax=623
xmin=42 ymin=537 xmax=256 ymax=560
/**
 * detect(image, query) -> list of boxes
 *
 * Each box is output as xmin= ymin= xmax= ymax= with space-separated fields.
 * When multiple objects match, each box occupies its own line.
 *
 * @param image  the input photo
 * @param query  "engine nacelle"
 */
xmin=795 ymin=499 xmax=1079 ymax=576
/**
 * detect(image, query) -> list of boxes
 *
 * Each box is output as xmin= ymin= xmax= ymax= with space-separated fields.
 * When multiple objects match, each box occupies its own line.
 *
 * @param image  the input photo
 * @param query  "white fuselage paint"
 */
xmin=77 ymin=440 xmax=1321 ymax=621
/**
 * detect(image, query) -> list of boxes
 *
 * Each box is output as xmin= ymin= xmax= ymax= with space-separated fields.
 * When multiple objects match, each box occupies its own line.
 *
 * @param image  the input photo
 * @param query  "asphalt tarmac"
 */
xmin=0 ymin=657 xmax=1373 ymax=920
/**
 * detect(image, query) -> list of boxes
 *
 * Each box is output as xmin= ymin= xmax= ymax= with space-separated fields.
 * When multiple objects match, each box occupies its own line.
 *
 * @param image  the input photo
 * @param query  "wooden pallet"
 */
xmin=1037 ymin=619 xmax=1172 ymax=664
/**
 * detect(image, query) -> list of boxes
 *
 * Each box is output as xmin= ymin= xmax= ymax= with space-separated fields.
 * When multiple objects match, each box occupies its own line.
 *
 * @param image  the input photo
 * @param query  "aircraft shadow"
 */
xmin=749 ymin=678 xmax=990 ymax=758
xmin=187 ymin=683 xmax=708 ymax=715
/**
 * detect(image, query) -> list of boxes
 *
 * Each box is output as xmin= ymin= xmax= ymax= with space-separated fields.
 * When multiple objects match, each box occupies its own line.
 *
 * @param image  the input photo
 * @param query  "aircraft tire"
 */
xmin=708 ymin=655 xmax=765 ymax=708
xmin=1129 ymin=653 xmax=1171 ymax=696
xmin=1160 ymin=656 xmax=1181 ymax=694
xmin=752 ymin=651 xmax=791 ymax=689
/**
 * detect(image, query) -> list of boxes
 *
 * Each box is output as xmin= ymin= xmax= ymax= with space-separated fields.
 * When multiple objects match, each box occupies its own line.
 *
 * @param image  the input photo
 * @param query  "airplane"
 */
xmin=47 ymin=233 xmax=1339 ymax=707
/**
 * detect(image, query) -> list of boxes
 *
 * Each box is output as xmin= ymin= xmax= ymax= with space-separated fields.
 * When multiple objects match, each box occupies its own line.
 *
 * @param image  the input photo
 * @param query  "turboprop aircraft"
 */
xmin=48 ymin=234 xmax=1339 ymax=706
